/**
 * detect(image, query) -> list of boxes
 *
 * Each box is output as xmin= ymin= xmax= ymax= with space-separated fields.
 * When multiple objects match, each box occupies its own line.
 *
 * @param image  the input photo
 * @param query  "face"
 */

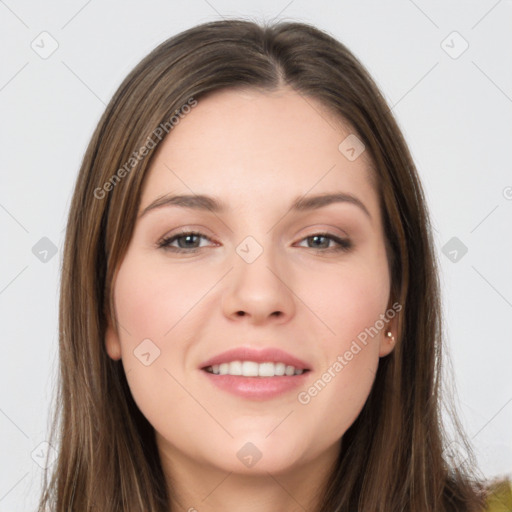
xmin=105 ymin=87 xmax=397 ymax=477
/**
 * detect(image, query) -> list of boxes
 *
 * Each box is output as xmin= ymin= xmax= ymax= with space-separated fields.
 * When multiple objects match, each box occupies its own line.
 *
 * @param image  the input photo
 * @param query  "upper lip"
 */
xmin=200 ymin=346 xmax=312 ymax=370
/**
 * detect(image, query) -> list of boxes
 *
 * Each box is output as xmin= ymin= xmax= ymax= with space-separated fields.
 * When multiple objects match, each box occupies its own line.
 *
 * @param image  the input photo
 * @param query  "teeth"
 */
xmin=228 ymin=361 xmax=242 ymax=375
xmin=206 ymin=361 xmax=306 ymax=377
xmin=274 ymin=362 xmax=286 ymax=376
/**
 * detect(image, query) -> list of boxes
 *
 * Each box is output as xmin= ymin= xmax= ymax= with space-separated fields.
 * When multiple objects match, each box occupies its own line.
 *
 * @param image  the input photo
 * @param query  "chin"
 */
xmin=211 ymin=435 xmax=308 ymax=475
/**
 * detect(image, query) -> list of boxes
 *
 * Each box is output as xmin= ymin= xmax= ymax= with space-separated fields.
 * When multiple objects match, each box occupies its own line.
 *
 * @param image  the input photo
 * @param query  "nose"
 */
xmin=220 ymin=244 xmax=296 ymax=325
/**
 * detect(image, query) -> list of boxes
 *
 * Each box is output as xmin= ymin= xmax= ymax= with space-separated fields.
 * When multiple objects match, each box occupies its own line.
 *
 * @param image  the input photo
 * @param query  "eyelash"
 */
xmin=157 ymin=230 xmax=353 ymax=254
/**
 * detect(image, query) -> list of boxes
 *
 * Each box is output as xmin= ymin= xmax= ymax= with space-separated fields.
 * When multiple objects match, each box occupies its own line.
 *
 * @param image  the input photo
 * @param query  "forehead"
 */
xmin=141 ymin=87 xmax=379 ymax=219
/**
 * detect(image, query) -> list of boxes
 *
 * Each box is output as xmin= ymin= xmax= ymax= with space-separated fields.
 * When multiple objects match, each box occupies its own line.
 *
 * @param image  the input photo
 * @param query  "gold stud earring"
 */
xmin=386 ymin=331 xmax=395 ymax=342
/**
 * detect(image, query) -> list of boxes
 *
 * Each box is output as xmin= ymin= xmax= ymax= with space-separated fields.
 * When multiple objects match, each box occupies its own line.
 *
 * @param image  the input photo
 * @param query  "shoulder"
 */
xmin=483 ymin=477 xmax=512 ymax=511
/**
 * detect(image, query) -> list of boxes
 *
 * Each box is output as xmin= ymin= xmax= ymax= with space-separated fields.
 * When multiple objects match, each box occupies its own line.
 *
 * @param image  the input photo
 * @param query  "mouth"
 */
xmin=200 ymin=363 xmax=311 ymax=400
xmin=202 ymin=361 xmax=310 ymax=377
xmin=199 ymin=346 xmax=312 ymax=399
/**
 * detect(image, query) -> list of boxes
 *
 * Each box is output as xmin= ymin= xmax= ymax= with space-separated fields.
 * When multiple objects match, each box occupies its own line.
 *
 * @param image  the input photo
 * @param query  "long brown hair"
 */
xmin=38 ymin=19 xmax=488 ymax=511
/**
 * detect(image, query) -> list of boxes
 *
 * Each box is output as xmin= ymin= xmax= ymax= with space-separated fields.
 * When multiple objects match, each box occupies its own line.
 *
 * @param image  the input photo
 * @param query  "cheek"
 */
xmin=112 ymin=256 xmax=204 ymax=435
xmin=303 ymin=255 xmax=390 ymax=348
xmin=112 ymin=254 xmax=217 ymax=419
xmin=295 ymin=254 xmax=389 ymax=433
xmin=114 ymin=253 xmax=211 ymax=342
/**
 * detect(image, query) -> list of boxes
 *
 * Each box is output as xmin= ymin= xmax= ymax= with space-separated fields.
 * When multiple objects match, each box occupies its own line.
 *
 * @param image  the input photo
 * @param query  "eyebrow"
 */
xmin=139 ymin=192 xmax=371 ymax=219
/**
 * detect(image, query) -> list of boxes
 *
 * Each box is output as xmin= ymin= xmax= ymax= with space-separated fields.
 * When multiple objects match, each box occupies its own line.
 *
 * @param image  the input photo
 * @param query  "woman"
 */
xmin=37 ymin=19 xmax=502 ymax=511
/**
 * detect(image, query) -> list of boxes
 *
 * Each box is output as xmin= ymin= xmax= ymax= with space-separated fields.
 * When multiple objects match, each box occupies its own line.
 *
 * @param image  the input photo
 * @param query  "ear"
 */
xmin=378 ymin=301 xmax=400 ymax=358
xmin=105 ymin=315 xmax=122 ymax=361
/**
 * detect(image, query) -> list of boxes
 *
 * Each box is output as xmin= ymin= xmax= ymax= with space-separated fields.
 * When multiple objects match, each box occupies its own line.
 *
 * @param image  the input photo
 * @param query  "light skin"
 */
xmin=105 ymin=86 xmax=397 ymax=512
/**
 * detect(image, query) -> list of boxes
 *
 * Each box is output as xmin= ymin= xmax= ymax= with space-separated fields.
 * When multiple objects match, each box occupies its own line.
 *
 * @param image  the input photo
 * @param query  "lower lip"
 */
xmin=201 ymin=369 xmax=310 ymax=400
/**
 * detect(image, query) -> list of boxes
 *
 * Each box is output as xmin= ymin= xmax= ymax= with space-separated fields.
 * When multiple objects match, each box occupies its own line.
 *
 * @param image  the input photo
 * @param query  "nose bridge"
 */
xmin=221 ymin=232 xmax=295 ymax=323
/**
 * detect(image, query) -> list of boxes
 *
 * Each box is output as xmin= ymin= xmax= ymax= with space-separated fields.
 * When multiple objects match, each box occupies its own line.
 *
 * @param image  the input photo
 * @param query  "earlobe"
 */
xmin=379 ymin=303 xmax=399 ymax=357
xmin=379 ymin=330 xmax=396 ymax=357
xmin=105 ymin=321 xmax=122 ymax=360
xmin=379 ymin=301 xmax=402 ymax=357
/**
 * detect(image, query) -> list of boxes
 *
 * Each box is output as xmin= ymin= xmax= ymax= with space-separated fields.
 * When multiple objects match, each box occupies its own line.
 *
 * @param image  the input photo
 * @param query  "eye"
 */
xmin=157 ymin=230 xmax=352 ymax=254
xmin=157 ymin=231 xmax=216 ymax=252
xmin=296 ymin=233 xmax=352 ymax=252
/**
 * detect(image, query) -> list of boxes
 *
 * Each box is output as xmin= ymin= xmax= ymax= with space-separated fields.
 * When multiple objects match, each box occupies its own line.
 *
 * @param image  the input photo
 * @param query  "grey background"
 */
xmin=1 ymin=0 xmax=511 ymax=510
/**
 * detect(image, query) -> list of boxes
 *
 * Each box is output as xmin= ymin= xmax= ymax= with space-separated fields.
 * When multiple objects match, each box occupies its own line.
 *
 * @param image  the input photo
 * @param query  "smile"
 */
xmin=203 ymin=361 xmax=309 ymax=377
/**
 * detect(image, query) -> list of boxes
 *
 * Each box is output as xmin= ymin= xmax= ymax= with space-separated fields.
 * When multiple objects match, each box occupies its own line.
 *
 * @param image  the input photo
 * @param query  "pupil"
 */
xmin=180 ymin=235 xmax=198 ymax=248
xmin=311 ymin=235 xmax=327 ymax=248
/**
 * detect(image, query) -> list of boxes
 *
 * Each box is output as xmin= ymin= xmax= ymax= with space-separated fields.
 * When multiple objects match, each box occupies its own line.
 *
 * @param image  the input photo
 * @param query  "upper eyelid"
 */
xmin=160 ymin=222 xmax=349 ymax=239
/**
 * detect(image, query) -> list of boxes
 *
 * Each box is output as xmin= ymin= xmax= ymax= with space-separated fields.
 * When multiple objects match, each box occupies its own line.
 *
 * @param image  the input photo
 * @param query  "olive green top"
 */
xmin=485 ymin=479 xmax=512 ymax=511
